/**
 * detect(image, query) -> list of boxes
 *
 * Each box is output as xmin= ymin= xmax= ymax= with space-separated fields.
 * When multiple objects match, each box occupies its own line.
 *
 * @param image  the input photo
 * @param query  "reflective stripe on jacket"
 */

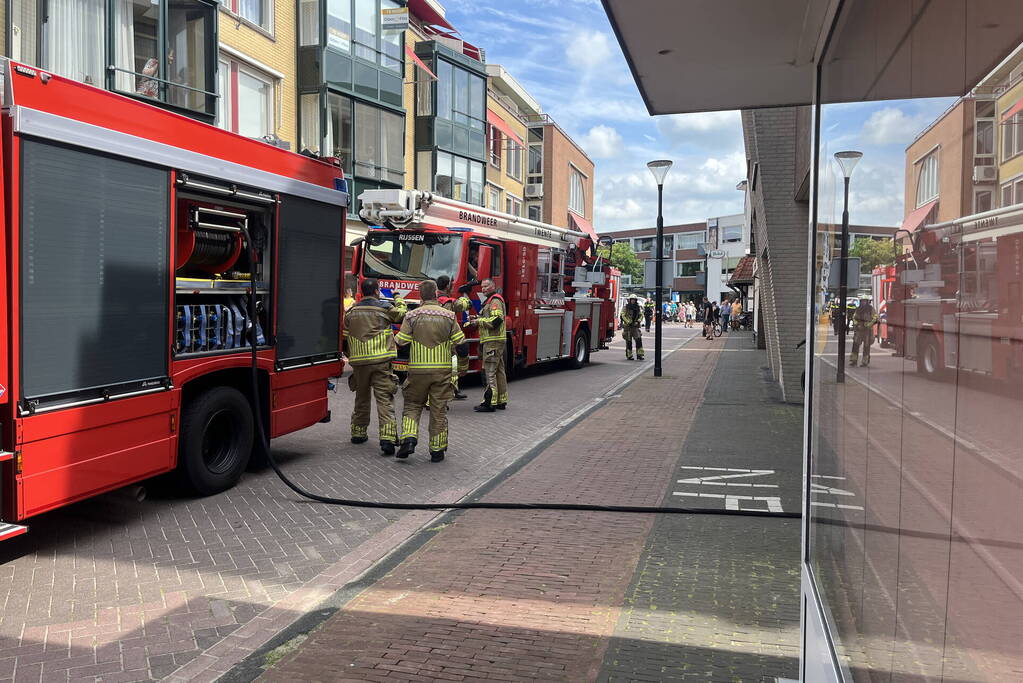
xmin=395 ymin=301 xmax=467 ymax=372
xmin=343 ymin=297 xmax=406 ymax=365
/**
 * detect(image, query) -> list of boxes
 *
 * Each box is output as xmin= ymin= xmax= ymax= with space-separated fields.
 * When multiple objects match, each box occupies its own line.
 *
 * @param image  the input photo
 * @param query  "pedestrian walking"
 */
xmin=474 ymin=278 xmax=509 ymax=413
xmin=731 ymin=298 xmax=743 ymax=329
xmin=643 ymin=299 xmax=654 ymax=332
xmin=343 ymin=278 xmax=407 ymax=455
xmin=621 ymin=296 xmax=645 ymax=360
xmin=720 ymin=297 xmax=731 ymax=333
xmin=436 ymin=274 xmax=473 ymax=401
xmin=394 ymin=280 xmax=466 ymax=462
xmin=686 ymin=301 xmax=696 ymax=327
xmin=848 ymin=297 xmax=878 ymax=367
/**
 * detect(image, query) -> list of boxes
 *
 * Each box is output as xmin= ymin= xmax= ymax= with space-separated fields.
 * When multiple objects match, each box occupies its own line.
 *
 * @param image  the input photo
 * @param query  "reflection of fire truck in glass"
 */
xmin=353 ymin=190 xmax=617 ymax=373
xmin=884 ymin=204 xmax=1023 ymax=379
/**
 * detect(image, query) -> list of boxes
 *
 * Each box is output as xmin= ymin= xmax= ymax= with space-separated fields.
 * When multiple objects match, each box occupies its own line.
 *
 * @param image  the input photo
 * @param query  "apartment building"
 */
xmin=526 ymin=114 xmax=595 ymax=230
xmin=987 ymin=50 xmax=1023 ymax=208
xmin=484 ymin=64 xmax=541 ymax=218
xmin=602 ymin=222 xmax=708 ymax=302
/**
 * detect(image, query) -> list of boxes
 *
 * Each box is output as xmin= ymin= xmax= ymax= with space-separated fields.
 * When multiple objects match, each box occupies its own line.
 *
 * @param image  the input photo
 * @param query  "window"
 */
xmin=437 ymin=61 xmax=486 ymax=130
xmin=722 ymin=225 xmax=743 ymax=243
xmin=219 ymin=0 xmax=270 ymax=30
xmin=326 ymin=0 xmax=351 ymax=51
xmin=527 ymin=204 xmax=542 ymax=221
xmin=487 ymin=185 xmax=502 ymax=211
xmin=915 ymin=152 xmax=939 ymax=206
xmin=675 ymin=232 xmax=705 ymax=251
xmin=675 ymin=261 xmax=704 ymax=277
xmin=489 ymin=125 xmax=503 ymax=167
xmin=506 ymin=195 xmax=522 ymax=217
xmin=379 ymin=0 xmax=402 ymax=73
xmin=1015 ymin=113 xmax=1023 ymax=157
xmin=299 ymin=0 xmax=319 ymax=45
xmin=215 ymin=58 xmax=274 ymax=137
xmin=569 ymin=167 xmax=585 ymax=215
xmin=528 ymin=145 xmax=543 ymax=178
xmin=1001 ymin=182 xmax=1014 ymax=208
xmin=975 ymin=189 xmax=993 ymax=213
xmin=434 ymin=153 xmax=484 ymax=206
xmin=354 ymin=102 xmax=403 ymax=185
xmin=634 ymin=237 xmax=654 ymax=252
xmin=506 ymin=143 xmax=522 ymax=180
xmin=1016 ymin=178 xmax=1023 ymax=207
xmin=976 ymin=120 xmax=994 ymax=157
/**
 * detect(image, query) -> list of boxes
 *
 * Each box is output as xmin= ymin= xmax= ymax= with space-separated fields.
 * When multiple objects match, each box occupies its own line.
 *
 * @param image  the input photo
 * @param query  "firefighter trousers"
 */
xmin=481 ymin=340 xmax=508 ymax=406
xmin=623 ymin=327 xmax=644 ymax=359
xmin=850 ymin=327 xmax=874 ymax=364
xmin=349 ymin=360 xmax=398 ymax=444
xmin=401 ymin=370 xmax=453 ymax=452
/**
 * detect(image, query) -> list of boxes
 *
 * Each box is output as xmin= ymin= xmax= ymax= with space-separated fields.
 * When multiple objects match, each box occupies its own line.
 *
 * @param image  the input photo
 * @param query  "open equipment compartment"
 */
xmin=173 ymin=175 xmax=275 ymax=358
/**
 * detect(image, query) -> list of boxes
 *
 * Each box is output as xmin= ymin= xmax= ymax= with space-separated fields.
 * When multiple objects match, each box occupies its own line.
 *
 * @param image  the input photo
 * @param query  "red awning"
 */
xmin=901 ymin=199 xmax=937 ymax=234
xmin=486 ymin=110 xmax=525 ymax=148
xmin=1001 ymin=97 xmax=1023 ymax=123
xmin=568 ymin=213 xmax=600 ymax=245
xmin=728 ymin=255 xmax=755 ymax=285
xmin=406 ymin=0 xmax=455 ymax=31
xmin=405 ymin=44 xmax=437 ymax=80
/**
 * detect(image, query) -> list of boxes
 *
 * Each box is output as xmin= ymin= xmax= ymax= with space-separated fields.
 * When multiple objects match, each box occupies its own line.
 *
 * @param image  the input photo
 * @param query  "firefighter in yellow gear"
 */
xmin=436 ymin=274 xmax=473 ymax=401
xmin=848 ymin=298 xmax=878 ymax=368
xmin=473 ymin=278 xmax=508 ymax=413
xmin=621 ymin=296 xmax=645 ymax=360
xmin=394 ymin=279 xmax=467 ymax=462
xmin=342 ymin=278 xmax=407 ymax=454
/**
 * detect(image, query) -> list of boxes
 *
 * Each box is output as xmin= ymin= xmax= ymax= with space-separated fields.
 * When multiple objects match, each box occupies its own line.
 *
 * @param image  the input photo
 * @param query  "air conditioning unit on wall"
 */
xmin=973 ymin=165 xmax=997 ymax=183
xmin=524 ymin=183 xmax=543 ymax=198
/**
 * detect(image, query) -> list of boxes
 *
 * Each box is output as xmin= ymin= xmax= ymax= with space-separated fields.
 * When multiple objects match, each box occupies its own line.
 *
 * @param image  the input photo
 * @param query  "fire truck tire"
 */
xmin=567 ymin=329 xmax=590 ymax=369
xmin=179 ymin=386 xmax=254 ymax=496
xmin=916 ymin=334 xmax=945 ymax=380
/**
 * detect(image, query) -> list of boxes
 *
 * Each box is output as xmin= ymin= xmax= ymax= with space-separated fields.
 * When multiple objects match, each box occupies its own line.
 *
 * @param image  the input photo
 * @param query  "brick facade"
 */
xmin=538 ymin=121 xmax=595 ymax=229
xmin=742 ymin=107 xmax=810 ymax=404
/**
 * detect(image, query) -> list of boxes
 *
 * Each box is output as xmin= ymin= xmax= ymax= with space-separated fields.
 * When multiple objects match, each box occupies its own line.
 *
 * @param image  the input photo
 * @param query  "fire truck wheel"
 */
xmin=567 ymin=329 xmax=590 ymax=369
xmin=179 ymin=386 xmax=254 ymax=496
xmin=916 ymin=334 xmax=944 ymax=379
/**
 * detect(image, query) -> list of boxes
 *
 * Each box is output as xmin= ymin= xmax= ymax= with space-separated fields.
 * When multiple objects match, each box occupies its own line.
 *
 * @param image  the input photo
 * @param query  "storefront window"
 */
xmin=810 ymin=14 xmax=1023 ymax=681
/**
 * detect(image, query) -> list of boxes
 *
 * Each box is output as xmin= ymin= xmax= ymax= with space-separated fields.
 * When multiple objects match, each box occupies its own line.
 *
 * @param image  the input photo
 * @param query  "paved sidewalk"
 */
xmin=252 ymin=332 xmax=802 ymax=682
xmin=0 ymin=329 xmax=693 ymax=683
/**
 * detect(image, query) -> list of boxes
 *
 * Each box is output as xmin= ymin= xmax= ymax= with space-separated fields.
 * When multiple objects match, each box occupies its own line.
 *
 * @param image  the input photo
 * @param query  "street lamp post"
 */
xmin=647 ymin=160 xmax=672 ymax=378
xmin=834 ymin=150 xmax=863 ymax=384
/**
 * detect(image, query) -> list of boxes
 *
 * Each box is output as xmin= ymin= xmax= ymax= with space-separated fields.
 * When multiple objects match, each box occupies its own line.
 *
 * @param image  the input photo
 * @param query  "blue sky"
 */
xmin=441 ymin=0 xmax=958 ymax=233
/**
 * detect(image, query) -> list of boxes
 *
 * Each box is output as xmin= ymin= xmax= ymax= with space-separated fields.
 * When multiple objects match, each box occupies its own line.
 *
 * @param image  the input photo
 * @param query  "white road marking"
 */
xmin=677 ymin=468 xmax=778 ymax=488
xmin=810 ymin=502 xmax=865 ymax=511
xmin=673 ymin=491 xmax=784 ymax=513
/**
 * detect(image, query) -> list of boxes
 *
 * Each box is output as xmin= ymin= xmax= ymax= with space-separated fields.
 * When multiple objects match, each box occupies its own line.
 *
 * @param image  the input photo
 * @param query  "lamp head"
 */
xmin=647 ymin=159 xmax=673 ymax=185
xmin=834 ymin=150 xmax=863 ymax=179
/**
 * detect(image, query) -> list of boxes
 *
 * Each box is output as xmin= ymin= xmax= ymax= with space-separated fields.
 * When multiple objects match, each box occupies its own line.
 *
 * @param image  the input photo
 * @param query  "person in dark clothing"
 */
xmin=642 ymin=299 xmax=654 ymax=332
xmin=701 ymin=297 xmax=716 ymax=340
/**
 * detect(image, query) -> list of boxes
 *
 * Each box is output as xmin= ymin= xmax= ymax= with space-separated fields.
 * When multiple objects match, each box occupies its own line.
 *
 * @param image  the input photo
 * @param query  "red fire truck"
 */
xmin=871 ymin=265 xmax=896 ymax=347
xmin=0 ymin=61 xmax=348 ymax=542
xmin=887 ymin=204 xmax=1023 ymax=379
xmin=353 ymin=189 xmax=616 ymax=373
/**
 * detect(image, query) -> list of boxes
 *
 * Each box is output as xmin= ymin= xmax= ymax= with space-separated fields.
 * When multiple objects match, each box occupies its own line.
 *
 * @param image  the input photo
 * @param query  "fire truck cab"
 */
xmin=353 ymin=189 xmax=616 ymax=374
xmin=0 ymin=61 xmax=347 ymax=542
xmin=889 ymin=204 xmax=1023 ymax=380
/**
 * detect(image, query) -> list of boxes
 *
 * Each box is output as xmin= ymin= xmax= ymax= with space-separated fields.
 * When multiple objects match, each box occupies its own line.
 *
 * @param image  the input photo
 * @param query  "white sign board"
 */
xmin=381 ymin=6 xmax=409 ymax=30
xmin=643 ymin=259 xmax=674 ymax=288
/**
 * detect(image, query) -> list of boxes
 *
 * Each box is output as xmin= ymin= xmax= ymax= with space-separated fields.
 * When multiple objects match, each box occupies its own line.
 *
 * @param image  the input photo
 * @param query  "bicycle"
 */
xmin=713 ymin=321 xmax=723 ymax=337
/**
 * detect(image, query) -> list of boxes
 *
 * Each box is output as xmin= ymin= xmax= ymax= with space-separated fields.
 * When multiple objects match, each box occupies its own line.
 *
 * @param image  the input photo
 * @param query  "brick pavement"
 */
xmin=599 ymin=332 xmax=802 ymax=682
xmin=0 ymin=328 xmax=693 ymax=683
xmin=255 ymin=332 xmax=777 ymax=682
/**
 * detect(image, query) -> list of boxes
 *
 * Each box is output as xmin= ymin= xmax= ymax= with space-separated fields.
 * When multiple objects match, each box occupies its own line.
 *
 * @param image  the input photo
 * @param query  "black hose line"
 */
xmin=240 ymin=225 xmax=800 ymax=520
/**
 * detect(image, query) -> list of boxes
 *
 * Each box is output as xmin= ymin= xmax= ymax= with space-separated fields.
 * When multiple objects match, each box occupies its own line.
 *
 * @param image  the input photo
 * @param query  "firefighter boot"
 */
xmin=396 ymin=438 xmax=417 ymax=459
xmin=380 ymin=441 xmax=396 ymax=456
xmin=351 ymin=425 xmax=369 ymax=444
xmin=637 ymin=350 xmax=645 ymax=361
xmin=474 ymin=387 xmax=496 ymax=413
xmin=848 ymin=354 xmax=858 ymax=367
xmin=430 ymin=450 xmax=445 ymax=463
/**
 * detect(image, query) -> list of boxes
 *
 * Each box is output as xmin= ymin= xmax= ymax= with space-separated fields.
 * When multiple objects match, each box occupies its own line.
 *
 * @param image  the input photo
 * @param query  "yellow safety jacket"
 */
xmin=395 ymin=301 xmax=466 ymax=372
xmin=621 ymin=304 xmax=643 ymax=329
xmin=477 ymin=294 xmax=507 ymax=344
xmin=342 ymin=296 xmax=407 ymax=365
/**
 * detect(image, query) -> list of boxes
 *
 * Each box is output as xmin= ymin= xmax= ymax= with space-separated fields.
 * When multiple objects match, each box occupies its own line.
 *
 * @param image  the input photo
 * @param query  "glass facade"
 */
xmin=807 ymin=8 xmax=1023 ymax=682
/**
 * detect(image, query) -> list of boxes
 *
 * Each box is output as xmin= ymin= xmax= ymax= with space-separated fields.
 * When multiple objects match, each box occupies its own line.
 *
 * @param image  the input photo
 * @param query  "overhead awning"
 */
xmin=486 ymin=110 xmax=524 ymax=148
xmin=728 ymin=255 xmax=755 ymax=286
xmin=568 ymin=212 xmax=600 ymax=245
xmin=1001 ymin=97 xmax=1023 ymax=123
xmin=600 ymin=0 xmax=1023 ymax=115
xmin=407 ymin=0 xmax=454 ymax=32
xmin=405 ymin=44 xmax=437 ymax=80
xmin=902 ymin=199 xmax=938 ymax=234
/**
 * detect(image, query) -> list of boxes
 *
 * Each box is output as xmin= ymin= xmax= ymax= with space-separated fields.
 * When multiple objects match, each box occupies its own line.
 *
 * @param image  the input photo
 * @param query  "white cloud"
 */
xmin=579 ymin=125 xmax=624 ymax=159
xmin=860 ymin=108 xmax=928 ymax=146
xmin=566 ymin=30 xmax=613 ymax=70
xmin=655 ymin=111 xmax=744 ymax=152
